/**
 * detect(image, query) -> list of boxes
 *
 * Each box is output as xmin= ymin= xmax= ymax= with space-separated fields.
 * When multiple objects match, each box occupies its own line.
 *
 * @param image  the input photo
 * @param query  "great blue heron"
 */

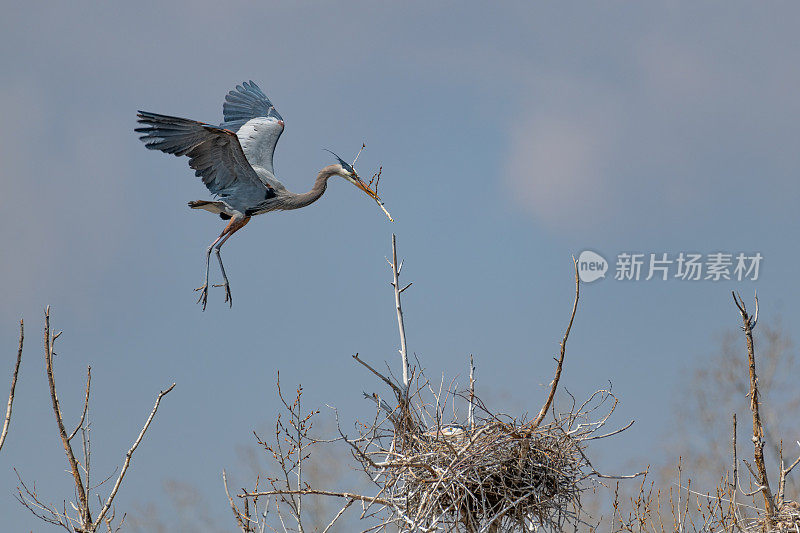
xmin=136 ymin=81 xmax=382 ymax=310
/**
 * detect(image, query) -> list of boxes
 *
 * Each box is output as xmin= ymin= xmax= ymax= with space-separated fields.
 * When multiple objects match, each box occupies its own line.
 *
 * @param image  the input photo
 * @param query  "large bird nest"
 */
xmin=343 ymin=368 xmax=622 ymax=533
xmin=757 ymin=501 xmax=800 ymax=533
xmin=385 ymin=419 xmax=587 ymax=531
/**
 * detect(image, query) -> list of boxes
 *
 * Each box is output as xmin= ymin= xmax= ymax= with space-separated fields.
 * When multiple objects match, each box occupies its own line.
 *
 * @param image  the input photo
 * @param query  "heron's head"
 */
xmin=325 ymin=149 xmax=380 ymax=201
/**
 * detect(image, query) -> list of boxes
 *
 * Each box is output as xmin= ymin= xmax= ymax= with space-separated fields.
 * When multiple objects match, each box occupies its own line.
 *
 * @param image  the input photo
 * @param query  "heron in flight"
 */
xmin=136 ymin=81 xmax=383 ymax=310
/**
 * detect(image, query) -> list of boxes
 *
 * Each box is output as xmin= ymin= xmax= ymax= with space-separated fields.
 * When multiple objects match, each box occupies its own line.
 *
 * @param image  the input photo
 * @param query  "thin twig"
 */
xmin=367 ymin=166 xmax=392 ymax=221
xmin=732 ymin=412 xmax=738 ymax=530
xmin=321 ymin=499 xmax=354 ymax=533
xmin=778 ymin=440 xmax=800 ymax=508
xmin=295 ymin=386 xmax=304 ymax=533
xmin=224 ymin=470 xmax=249 ymax=532
xmin=241 ymin=489 xmax=392 ymax=507
xmin=583 ymin=419 xmax=635 ymax=441
xmin=92 ymin=382 xmax=175 ymax=529
xmin=784 ymin=446 xmax=800 ymax=477
xmin=468 ymin=355 xmax=475 ymax=432
xmin=531 ymin=257 xmax=579 ymax=430
xmin=353 ymin=353 xmax=402 ymax=396
xmin=352 ymin=143 xmax=366 ymax=167
xmin=0 ymin=318 xmax=23 ymax=452
xmin=391 ymin=234 xmax=410 ymax=391
xmin=68 ymin=366 xmax=91 ymax=442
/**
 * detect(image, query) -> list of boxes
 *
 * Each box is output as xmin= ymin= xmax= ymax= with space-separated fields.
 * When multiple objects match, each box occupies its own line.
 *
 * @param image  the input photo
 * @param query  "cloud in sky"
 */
xmin=502 ymin=7 xmax=800 ymax=235
xmin=505 ymin=81 xmax=619 ymax=232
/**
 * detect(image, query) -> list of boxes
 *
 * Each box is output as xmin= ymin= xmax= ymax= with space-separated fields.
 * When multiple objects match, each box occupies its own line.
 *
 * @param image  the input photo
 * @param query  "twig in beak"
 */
xmin=376 ymin=200 xmax=393 ymax=222
xmin=365 ymin=167 xmax=392 ymax=221
xmin=352 ymin=143 xmax=366 ymax=168
xmin=368 ymin=166 xmax=383 ymax=195
xmin=348 ymin=143 xmax=393 ymax=222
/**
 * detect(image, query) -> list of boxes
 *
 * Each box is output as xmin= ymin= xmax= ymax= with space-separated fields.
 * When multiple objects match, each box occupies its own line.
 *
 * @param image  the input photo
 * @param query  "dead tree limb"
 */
xmin=241 ymin=489 xmax=392 ymax=507
xmin=92 ymin=382 xmax=175 ymax=530
xmin=0 ymin=318 xmax=23 ymax=452
xmin=17 ymin=307 xmax=175 ymax=532
xmin=44 ymin=306 xmax=92 ymax=526
xmin=390 ymin=233 xmax=410 ymax=391
xmin=732 ymin=291 xmax=775 ymax=527
xmin=777 ymin=440 xmax=800 ymax=510
xmin=68 ymin=366 xmax=91 ymax=442
xmin=732 ymin=413 xmax=737 ymax=491
xmin=353 ymin=353 xmax=402 ymax=396
xmin=223 ymin=470 xmax=253 ymax=533
xmin=531 ymin=257 xmax=579 ymax=430
xmin=468 ymin=354 xmax=475 ymax=432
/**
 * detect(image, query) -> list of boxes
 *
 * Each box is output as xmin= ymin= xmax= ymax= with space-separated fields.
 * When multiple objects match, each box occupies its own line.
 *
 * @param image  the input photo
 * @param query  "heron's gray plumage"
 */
xmin=221 ymin=81 xmax=285 ymax=181
xmin=135 ymin=112 xmax=275 ymax=213
xmin=245 ymin=165 xmax=339 ymax=216
xmin=222 ymin=81 xmax=283 ymax=124
xmin=231 ymin=117 xmax=285 ymax=185
xmin=135 ymin=80 xmax=379 ymax=310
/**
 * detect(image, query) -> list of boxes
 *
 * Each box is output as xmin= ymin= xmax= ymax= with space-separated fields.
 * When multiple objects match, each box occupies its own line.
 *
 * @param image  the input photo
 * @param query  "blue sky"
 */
xmin=1 ymin=2 xmax=799 ymax=530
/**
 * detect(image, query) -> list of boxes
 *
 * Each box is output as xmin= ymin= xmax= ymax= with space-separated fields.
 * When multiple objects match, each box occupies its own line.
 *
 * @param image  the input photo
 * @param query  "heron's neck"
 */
xmin=283 ymin=166 xmax=338 ymax=210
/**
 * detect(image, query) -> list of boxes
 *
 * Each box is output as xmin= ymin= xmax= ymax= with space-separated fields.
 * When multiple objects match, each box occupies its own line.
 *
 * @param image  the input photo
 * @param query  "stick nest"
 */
xmin=347 ymin=382 xmax=616 ymax=532
xmin=394 ymin=419 xmax=586 ymax=531
xmin=755 ymin=500 xmax=800 ymax=532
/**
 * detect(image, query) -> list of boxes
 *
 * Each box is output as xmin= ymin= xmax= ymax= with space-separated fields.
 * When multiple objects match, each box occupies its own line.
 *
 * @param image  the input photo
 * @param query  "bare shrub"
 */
xmin=14 ymin=307 xmax=175 ymax=532
xmin=607 ymin=294 xmax=800 ymax=533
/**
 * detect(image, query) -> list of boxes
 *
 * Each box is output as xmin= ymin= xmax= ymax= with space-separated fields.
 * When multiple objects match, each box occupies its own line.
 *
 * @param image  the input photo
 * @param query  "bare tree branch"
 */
xmin=92 ymin=382 xmax=175 ymax=529
xmin=531 ymin=257 xmax=579 ymax=430
xmin=468 ymin=354 xmax=475 ymax=432
xmin=242 ymin=489 xmax=393 ymax=507
xmin=44 ymin=306 xmax=92 ymax=525
xmin=731 ymin=412 xmax=739 ymax=530
xmin=353 ymin=353 xmax=402 ymax=396
xmin=784 ymin=445 xmax=800 ymax=478
xmin=321 ymin=499 xmax=354 ymax=533
xmin=390 ymin=233 xmax=410 ymax=391
xmin=68 ymin=366 xmax=91 ymax=442
xmin=0 ymin=318 xmax=23 ymax=452
xmin=224 ymin=470 xmax=252 ymax=532
xmin=732 ymin=291 xmax=776 ymax=526
xmin=778 ymin=439 xmax=800 ymax=509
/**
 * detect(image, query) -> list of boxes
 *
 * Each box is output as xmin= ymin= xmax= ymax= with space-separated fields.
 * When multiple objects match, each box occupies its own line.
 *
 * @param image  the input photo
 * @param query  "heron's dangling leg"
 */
xmin=194 ymin=216 xmax=248 ymax=310
xmin=195 ymin=233 xmax=224 ymax=311
xmin=212 ymin=232 xmax=236 ymax=306
xmin=211 ymin=216 xmax=250 ymax=308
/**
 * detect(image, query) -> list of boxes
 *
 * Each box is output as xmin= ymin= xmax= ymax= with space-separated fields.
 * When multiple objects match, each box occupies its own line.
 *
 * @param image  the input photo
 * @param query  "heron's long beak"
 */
xmin=349 ymin=175 xmax=381 ymax=201
xmin=346 ymin=173 xmax=394 ymax=222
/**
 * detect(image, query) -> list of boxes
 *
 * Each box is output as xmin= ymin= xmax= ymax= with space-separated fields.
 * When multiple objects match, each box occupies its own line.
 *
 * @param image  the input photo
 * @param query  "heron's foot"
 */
xmin=212 ymin=282 xmax=233 ymax=308
xmin=194 ymin=285 xmax=209 ymax=311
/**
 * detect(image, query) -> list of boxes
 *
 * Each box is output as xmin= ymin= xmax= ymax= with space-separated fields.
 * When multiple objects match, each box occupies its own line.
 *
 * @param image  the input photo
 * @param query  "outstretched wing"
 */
xmin=136 ymin=111 xmax=274 ymax=210
xmin=221 ymin=81 xmax=285 ymax=181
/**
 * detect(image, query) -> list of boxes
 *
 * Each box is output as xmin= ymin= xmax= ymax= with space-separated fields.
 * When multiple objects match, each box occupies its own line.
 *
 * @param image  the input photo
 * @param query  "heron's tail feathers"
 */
xmin=188 ymin=200 xmax=230 ymax=219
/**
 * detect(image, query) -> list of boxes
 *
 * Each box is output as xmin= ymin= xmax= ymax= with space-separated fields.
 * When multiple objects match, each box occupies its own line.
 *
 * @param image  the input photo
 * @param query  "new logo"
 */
xmin=577 ymin=250 xmax=608 ymax=283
